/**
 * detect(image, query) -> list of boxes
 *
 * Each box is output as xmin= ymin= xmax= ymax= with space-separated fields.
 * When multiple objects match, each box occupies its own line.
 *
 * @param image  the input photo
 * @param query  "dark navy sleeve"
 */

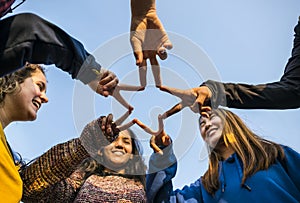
xmin=202 ymin=18 xmax=300 ymax=109
xmin=0 ymin=13 xmax=100 ymax=84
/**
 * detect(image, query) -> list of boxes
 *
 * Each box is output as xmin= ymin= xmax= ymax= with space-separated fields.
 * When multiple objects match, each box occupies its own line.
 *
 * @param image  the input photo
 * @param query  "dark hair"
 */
xmin=78 ymin=128 xmax=147 ymax=187
xmin=0 ymin=63 xmax=45 ymax=105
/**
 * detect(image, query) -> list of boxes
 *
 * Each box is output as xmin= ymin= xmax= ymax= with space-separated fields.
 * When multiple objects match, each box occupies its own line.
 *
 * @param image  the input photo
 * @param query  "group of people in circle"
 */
xmin=0 ymin=0 xmax=300 ymax=202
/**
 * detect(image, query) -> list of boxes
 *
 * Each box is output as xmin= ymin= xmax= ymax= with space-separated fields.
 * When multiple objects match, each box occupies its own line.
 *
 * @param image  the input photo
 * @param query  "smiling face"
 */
xmin=101 ymin=130 xmax=134 ymax=173
xmin=6 ymin=69 xmax=48 ymax=122
xmin=199 ymin=112 xmax=224 ymax=148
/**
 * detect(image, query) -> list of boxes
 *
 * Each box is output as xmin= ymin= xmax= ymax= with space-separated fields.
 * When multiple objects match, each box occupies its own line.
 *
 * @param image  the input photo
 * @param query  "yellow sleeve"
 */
xmin=0 ymin=124 xmax=23 ymax=203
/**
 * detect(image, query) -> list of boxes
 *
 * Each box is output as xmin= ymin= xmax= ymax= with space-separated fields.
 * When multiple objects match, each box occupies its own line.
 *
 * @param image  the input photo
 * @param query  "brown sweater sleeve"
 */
xmin=20 ymin=138 xmax=90 ymax=201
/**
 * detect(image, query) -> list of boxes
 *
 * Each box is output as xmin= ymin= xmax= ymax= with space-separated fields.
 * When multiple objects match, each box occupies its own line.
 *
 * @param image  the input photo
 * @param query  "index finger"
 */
xmin=99 ymin=76 xmax=118 ymax=90
xmin=161 ymin=102 xmax=183 ymax=119
xmin=159 ymin=85 xmax=186 ymax=99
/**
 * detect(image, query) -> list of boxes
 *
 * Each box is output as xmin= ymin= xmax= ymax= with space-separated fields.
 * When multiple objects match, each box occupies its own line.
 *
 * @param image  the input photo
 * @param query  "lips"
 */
xmin=112 ymin=150 xmax=125 ymax=156
xmin=32 ymin=99 xmax=41 ymax=110
xmin=206 ymin=128 xmax=217 ymax=138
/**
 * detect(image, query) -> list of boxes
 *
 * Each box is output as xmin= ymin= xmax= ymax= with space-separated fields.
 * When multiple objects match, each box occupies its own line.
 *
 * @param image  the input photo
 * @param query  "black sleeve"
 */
xmin=202 ymin=18 xmax=300 ymax=110
xmin=0 ymin=13 xmax=100 ymax=84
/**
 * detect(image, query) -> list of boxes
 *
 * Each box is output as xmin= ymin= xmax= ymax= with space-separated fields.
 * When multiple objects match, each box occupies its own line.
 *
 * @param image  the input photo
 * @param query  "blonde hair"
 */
xmin=201 ymin=108 xmax=284 ymax=195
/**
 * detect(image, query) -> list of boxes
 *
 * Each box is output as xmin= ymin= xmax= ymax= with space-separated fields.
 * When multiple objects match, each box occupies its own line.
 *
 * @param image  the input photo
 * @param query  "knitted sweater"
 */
xmin=74 ymin=174 xmax=146 ymax=202
xmin=21 ymin=119 xmax=105 ymax=202
xmin=21 ymin=119 xmax=146 ymax=202
xmin=21 ymin=138 xmax=90 ymax=202
xmin=23 ymin=167 xmax=146 ymax=203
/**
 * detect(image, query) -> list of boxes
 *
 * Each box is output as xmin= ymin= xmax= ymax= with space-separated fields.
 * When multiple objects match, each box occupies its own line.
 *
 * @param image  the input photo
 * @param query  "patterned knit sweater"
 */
xmin=74 ymin=174 xmax=146 ymax=202
xmin=20 ymin=119 xmax=146 ymax=202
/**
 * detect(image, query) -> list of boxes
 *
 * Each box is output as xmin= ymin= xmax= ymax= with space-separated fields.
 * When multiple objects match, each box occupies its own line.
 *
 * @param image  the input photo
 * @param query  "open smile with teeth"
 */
xmin=112 ymin=151 xmax=125 ymax=156
xmin=206 ymin=128 xmax=217 ymax=138
xmin=32 ymin=99 xmax=41 ymax=110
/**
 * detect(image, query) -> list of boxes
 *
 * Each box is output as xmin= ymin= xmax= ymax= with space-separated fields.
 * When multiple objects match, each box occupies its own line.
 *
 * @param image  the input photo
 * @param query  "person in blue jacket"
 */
xmin=146 ymin=108 xmax=300 ymax=203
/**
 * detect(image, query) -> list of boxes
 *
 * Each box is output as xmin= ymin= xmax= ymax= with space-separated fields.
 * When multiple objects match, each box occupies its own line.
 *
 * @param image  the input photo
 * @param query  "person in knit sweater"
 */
xmin=21 ymin=115 xmax=147 ymax=203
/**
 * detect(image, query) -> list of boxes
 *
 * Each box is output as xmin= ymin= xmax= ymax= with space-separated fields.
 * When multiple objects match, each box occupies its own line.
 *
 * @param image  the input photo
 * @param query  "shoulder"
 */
xmin=281 ymin=145 xmax=300 ymax=156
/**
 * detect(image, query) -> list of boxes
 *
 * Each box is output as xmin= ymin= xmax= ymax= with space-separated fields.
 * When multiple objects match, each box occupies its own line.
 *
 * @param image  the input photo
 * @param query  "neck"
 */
xmin=221 ymin=147 xmax=234 ymax=160
xmin=0 ymin=107 xmax=10 ymax=129
xmin=214 ymin=144 xmax=234 ymax=160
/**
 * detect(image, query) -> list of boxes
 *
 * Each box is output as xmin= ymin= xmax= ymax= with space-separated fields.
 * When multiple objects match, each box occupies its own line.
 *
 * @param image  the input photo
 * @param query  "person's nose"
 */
xmin=205 ymin=121 xmax=212 ymax=131
xmin=114 ymin=139 xmax=124 ymax=149
xmin=40 ymin=92 xmax=49 ymax=103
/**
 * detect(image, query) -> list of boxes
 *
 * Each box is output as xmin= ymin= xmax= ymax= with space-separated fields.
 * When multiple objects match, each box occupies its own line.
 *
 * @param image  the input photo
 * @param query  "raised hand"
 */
xmin=88 ymin=68 xmax=119 ymax=97
xmin=98 ymin=113 xmax=121 ymax=142
xmin=159 ymin=85 xmax=212 ymax=118
xmin=112 ymin=83 xmax=146 ymax=113
xmin=130 ymin=0 xmax=173 ymax=88
xmin=79 ymin=112 xmax=133 ymax=157
xmin=150 ymin=129 xmax=171 ymax=155
xmin=99 ymin=110 xmax=137 ymax=133
xmin=133 ymin=114 xmax=168 ymax=155
xmin=133 ymin=114 xmax=164 ymax=136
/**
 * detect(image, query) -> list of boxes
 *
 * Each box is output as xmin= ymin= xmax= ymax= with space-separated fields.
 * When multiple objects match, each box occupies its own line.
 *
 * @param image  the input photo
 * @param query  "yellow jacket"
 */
xmin=0 ymin=123 xmax=22 ymax=203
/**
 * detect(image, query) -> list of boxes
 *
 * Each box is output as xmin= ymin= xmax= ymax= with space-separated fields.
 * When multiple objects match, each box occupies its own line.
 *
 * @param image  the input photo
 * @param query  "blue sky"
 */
xmin=5 ymin=0 xmax=300 ymax=189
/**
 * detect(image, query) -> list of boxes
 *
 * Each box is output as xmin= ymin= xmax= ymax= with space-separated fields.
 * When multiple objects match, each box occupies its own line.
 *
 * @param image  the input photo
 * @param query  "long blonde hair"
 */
xmin=201 ymin=108 xmax=284 ymax=195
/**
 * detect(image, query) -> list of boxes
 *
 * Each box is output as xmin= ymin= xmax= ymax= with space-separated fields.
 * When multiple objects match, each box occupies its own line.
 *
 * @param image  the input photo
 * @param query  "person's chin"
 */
xmin=28 ymin=112 xmax=37 ymax=121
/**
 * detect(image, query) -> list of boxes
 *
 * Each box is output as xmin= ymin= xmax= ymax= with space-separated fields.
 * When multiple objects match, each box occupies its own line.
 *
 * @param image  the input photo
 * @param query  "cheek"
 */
xmin=102 ymin=147 xmax=112 ymax=157
xmin=199 ymin=127 xmax=205 ymax=139
xmin=125 ymin=145 xmax=133 ymax=154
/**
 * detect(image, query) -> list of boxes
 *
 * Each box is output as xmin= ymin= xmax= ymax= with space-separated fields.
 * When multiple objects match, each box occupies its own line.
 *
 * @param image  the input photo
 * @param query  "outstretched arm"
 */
xmin=0 ymin=13 xmax=118 ymax=97
xmin=161 ymin=18 xmax=300 ymax=111
xmin=203 ymin=17 xmax=300 ymax=109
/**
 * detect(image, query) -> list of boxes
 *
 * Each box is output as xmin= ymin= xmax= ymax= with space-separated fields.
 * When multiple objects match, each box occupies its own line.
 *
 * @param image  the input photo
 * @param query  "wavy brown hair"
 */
xmin=200 ymin=108 xmax=285 ymax=195
xmin=0 ymin=63 xmax=45 ymax=105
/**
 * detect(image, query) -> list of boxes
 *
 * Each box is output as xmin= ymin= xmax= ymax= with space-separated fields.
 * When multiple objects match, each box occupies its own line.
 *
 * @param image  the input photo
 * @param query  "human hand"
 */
xmin=150 ymin=130 xmax=171 ymax=155
xmin=130 ymin=0 xmax=173 ymax=66
xmin=133 ymin=114 xmax=164 ymax=136
xmin=133 ymin=114 xmax=168 ymax=155
xmin=79 ymin=114 xmax=123 ymax=156
xmin=88 ymin=68 xmax=119 ymax=97
xmin=159 ymin=85 xmax=212 ymax=118
xmin=98 ymin=114 xmax=120 ymax=142
xmin=100 ymin=110 xmax=139 ymax=134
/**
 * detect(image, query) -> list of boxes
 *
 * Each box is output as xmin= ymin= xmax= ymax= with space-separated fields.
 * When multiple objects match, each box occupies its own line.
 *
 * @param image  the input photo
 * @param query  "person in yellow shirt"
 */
xmin=0 ymin=63 xmax=118 ymax=202
xmin=0 ymin=63 xmax=48 ymax=202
